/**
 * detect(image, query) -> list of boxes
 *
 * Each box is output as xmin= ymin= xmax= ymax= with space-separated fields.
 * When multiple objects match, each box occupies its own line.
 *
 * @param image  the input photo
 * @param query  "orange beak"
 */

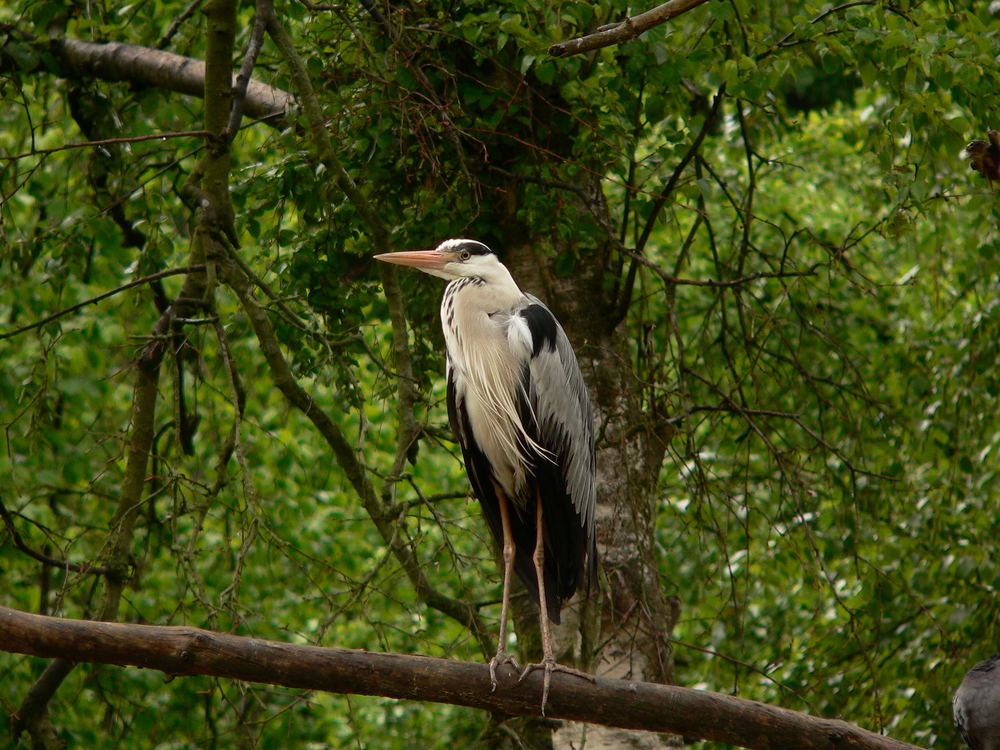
xmin=374 ymin=249 xmax=449 ymax=271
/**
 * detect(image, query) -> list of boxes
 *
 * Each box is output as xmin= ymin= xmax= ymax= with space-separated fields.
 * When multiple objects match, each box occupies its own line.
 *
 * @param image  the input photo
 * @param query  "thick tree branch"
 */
xmin=0 ymin=606 xmax=927 ymax=750
xmin=50 ymin=37 xmax=293 ymax=125
xmin=548 ymin=0 xmax=711 ymax=57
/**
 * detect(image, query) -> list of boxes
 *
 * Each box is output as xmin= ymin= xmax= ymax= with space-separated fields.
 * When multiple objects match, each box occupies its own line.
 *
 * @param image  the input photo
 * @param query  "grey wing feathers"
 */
xmin=519 ymin=295 xmax=597 ymax=582
xmin=954 ymin=654 xmax=1000 ymax=750
xmin=525 ymin=310 xmax=595 ymax=524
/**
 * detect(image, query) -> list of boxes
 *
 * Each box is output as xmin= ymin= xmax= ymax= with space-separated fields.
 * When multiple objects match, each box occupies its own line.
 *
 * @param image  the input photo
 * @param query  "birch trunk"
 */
xmin=505 ymin=198 xmax=680 ymax=749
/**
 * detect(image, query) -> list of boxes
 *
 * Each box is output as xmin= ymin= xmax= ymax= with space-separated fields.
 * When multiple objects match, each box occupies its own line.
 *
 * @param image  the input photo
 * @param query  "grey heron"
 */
xmin=955 ymin=654 xmax=1000 ymax=750
xmin=376 ymin=239 xmax=597 ymax=711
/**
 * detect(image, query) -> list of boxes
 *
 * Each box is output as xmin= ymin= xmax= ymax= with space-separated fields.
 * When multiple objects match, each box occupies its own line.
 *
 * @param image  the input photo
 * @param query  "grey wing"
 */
xmin=953 ymin=690 xmax=973 ymax=749
xmin=515 ymin=295 xmax=597 ymax=586
xmin=954 ymin=655 xmax=1000 ymax=750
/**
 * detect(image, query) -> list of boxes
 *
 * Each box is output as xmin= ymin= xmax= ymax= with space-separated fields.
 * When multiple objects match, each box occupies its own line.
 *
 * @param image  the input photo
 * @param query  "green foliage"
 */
xmin=2 ymin=0 xmax=1000 ymax=747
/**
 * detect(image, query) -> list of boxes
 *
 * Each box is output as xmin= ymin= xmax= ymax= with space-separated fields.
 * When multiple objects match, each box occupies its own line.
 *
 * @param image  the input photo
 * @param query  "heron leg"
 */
xmin=488 ymin=485 xmax=520 ymax=691
xmin=531 ymin=496 xmax=556 ymax=713
xmin=518 ymin=495 xmax=595 ymax=715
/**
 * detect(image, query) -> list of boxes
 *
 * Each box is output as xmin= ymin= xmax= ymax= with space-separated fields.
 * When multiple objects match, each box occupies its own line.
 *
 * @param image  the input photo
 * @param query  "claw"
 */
xmin=518 ymin=659 xmax=554 ymax=714
xmin=488 ymin=649 xmax=521 ymax=692
xmin=517 ymin=659 xmax=595 ymax=715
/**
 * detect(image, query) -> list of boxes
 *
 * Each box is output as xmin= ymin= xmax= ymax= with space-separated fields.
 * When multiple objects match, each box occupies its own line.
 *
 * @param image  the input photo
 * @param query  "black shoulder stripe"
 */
xmin=519 ymin=303 xmax=558 ymax=357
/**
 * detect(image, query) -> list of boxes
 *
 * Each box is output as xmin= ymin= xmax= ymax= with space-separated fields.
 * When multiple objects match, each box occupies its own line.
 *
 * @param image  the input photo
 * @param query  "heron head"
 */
xmin=375 ymin=239 xmax=500 ymax=281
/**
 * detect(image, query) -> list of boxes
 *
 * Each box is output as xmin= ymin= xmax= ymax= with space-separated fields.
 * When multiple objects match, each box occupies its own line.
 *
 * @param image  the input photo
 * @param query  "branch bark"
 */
xmin=50 ymin=37 xmax=294 ymax=124
xmin=548 ymin=0 xmax=711 ymax=57
xmin=0 ymin=606 xmax=927 ymax=750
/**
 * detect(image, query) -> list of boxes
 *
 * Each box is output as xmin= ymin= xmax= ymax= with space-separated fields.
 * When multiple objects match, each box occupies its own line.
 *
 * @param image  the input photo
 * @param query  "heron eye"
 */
xmin=459 ymin=251 xmax=471 ymax=261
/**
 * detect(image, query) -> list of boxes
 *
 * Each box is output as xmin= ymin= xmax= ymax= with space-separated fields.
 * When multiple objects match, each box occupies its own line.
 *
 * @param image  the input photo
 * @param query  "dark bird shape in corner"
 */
xmin=954 ymin=654 xmax=1000 ymax=750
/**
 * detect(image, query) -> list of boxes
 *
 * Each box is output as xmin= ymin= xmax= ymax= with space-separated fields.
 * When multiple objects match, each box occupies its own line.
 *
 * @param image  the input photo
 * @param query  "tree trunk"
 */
xmin=503 ymin=180 xmax=680 ymax=749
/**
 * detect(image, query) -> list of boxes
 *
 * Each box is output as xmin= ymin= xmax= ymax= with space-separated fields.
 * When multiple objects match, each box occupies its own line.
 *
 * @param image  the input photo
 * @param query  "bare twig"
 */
xmin=0 ymin=498 xmax=111 ymax=575
xmin=667 ymin=636 xmax=811 ymax=707
xmin=681 ymin=371 xmax=895 ymax=481
xmin=635 ymin=84 xmax=726 ymax=256
xmin=156 ymin=0 xmax=204 ymax=49
xmin=626 ymin=250 xmax=817 ymax=288
xmin=549 ymin=0 xmax=711 ymax=58
xmin=758 ymin=1 xmax=876 ymax=61
xmin=0 ymin=265 xmax=207 ymax=342
xmin=605 ymin=85 xmax=725 ymax=330
xmin=0 ymin=131 xmax=210 ymax=162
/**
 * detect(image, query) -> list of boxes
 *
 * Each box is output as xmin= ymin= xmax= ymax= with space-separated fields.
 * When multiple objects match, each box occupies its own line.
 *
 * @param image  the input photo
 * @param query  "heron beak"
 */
xmin=374 ymin=249 xmax=448 ymax=271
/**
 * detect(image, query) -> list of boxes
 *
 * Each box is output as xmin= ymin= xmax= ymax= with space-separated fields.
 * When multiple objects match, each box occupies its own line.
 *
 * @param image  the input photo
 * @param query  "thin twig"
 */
xmin=0 ymin=131 xmax=210 ymax=162
xmin=635 ymin=84 xmax=726 ymax=256
xmin=0 ymin=265 xmax=207 ymax=342
xmin=156 ymin=0 xmax=205 ymax=49
xmin=667 ymin=636 xmax=812 ymax=708
xmin=625 ymin=250 xmax=817 ymax=288
xmin=0 ymin=498 xmax=111 ymax=575
xmin=757 ymin=1 xmax=875 ymax=61
xmin=549 ymin=0 xmax=711 ymax=57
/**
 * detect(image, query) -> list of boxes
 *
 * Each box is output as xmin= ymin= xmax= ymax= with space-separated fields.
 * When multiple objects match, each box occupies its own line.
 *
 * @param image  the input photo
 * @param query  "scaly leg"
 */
xmin=531 ymin=496 xmax=556 ymax=713
xmin=488 ymin=484 xmax=520 ymax=690
xmin=518 ymin=495 xmax=594 ymax=715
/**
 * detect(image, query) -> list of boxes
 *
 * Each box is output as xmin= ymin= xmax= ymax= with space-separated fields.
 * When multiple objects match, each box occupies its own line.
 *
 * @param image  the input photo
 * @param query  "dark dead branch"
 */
xmin=0 ymin=606 xmax=927 ymax=750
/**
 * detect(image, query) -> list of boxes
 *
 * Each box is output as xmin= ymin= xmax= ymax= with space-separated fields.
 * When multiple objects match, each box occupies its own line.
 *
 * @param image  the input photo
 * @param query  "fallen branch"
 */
xmin=0 ymin=606 xmax=926 ymax=750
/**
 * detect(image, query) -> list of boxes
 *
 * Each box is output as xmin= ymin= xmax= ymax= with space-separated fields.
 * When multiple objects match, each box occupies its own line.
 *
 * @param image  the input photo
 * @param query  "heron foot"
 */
xmin=517 ymin=660 xmax=595 ymax=715
xmin=488 ymin=650 xmax=521 ymax=692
